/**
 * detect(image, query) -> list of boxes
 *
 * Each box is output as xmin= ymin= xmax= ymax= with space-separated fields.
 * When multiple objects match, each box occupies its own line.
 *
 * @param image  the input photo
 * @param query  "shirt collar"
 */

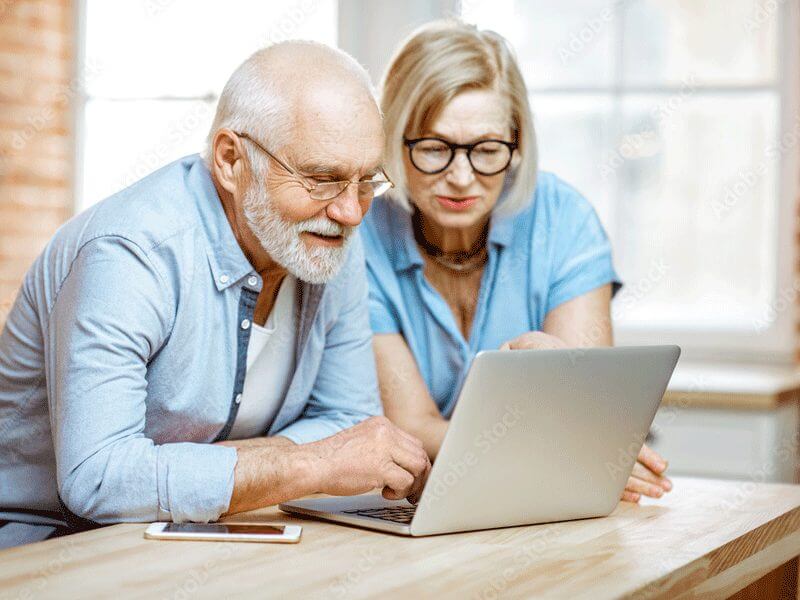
xmin=186 ymin=155 xmax=255 ymax=291
xmin=389 ymin=197 xmax=515 ymax=273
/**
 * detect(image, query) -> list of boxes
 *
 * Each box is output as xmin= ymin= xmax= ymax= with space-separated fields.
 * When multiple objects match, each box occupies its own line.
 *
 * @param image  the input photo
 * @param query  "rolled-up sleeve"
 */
xmin=277 ymin=236 xmax=382 ymax=444
xmin=46 ymin=236 xmax=237 ymax=524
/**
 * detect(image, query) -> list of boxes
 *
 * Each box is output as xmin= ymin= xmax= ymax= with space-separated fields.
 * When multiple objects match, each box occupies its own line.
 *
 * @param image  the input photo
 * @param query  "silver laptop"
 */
xmin=280 ymin=345 xmax=680 ymax=536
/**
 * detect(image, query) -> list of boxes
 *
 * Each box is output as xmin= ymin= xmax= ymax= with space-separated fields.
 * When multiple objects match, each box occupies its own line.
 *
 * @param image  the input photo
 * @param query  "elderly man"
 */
xmin=0 ymin=42 xmax=429 ymax=548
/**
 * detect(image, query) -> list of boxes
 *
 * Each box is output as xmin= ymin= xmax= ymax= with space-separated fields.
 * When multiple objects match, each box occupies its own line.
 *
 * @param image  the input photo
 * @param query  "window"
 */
xmin=461 ymin=0 xmax=800 ymax=362
xmin=76 ymin=0 xmax=337 ymax=209
xmin=74 ymin=0 xmax=799 ymax=362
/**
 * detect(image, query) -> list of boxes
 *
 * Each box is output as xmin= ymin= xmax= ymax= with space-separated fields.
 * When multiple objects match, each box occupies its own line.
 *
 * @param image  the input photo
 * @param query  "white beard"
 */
xmin=242 ymin=182 xmax=353 ymax=284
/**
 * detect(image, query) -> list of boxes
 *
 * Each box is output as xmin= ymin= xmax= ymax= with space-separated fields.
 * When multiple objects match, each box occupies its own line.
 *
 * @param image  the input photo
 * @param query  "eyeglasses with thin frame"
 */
xmin=403 ymin=137 xmax=518 ymax=176
xmin=234 ymin=131 xmax=394 ymax=201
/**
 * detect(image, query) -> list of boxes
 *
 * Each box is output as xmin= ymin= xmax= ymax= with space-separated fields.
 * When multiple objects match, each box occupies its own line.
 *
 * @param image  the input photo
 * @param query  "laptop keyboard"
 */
xmin=342 ymin=505 xmax=417 ymax=524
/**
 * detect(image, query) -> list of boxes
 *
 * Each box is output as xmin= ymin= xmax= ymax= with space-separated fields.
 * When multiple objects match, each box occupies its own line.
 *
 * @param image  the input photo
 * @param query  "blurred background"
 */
xmin=1 ymin=0 xmax=799 ymax=484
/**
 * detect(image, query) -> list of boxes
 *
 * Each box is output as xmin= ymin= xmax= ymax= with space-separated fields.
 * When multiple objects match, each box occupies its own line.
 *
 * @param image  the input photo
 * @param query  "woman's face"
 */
xmin=403 ymin=88 xmax=513 ymax=232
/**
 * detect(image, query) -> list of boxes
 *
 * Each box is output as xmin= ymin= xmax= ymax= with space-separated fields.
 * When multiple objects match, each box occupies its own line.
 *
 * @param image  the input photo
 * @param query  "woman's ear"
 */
xmin=510 ymin=149 xmax=523 ymax=170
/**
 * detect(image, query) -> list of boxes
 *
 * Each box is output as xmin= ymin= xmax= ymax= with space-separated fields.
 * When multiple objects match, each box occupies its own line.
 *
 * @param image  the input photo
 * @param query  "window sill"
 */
xmin=663 ymin=361 xmax=800 ymax=410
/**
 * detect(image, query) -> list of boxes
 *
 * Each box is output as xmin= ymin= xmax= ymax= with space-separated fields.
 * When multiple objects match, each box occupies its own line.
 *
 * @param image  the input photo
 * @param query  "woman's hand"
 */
xmin=499 ymin=331 xmax=569 ymax=351
xmin=621 ymin=444 xmax=672 ymax=503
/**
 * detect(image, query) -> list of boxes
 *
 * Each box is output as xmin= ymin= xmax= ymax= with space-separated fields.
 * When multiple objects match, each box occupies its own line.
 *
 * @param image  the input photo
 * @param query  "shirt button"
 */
xmin=247 ymin=276 xmax=258 ymax=286
xmin=241 ymin=319 xmax=251 ymax=330
xmin=234 ymin=393 xmax=242 ymax=404
xmin=219 ymin=274 xmax=229 ymax=284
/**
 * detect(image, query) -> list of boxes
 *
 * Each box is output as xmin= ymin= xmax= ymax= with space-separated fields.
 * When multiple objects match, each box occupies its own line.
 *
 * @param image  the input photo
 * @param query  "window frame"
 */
xmin=72 ymin=0 xmax=800 ymax=364
xmin=609 ymin=1 xmax=800 ymax=364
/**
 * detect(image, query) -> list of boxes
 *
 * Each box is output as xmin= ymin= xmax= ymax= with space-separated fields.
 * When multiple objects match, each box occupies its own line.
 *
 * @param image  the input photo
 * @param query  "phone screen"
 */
xmin=162 ymin=523 xmax=286 ymax=535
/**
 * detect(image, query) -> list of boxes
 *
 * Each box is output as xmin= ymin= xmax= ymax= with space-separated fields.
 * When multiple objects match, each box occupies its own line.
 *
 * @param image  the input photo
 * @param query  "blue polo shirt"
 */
xmin=360 ymin=172 xmax=621 ymax=416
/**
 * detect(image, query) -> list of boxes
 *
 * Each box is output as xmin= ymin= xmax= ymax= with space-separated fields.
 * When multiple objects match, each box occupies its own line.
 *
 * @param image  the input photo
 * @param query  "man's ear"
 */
xmin=211 ymin=129 xmax=245 ymax=195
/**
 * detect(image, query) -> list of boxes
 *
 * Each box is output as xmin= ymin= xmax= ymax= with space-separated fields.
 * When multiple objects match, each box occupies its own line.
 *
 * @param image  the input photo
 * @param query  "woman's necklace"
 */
xmin=412 ymin=209 xmax=489 ymax=274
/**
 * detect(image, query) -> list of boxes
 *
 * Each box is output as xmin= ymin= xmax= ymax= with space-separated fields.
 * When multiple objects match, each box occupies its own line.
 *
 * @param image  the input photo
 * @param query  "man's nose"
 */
xmin=326 ymin=183 xmax=364 ymax=228
xmin=445 ymin=150 xmax=475 ymax=187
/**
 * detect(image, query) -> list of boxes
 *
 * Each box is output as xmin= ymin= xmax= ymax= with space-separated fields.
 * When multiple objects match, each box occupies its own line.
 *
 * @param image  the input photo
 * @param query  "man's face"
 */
xmin=242 ymin=87 xmax=383 ymax=284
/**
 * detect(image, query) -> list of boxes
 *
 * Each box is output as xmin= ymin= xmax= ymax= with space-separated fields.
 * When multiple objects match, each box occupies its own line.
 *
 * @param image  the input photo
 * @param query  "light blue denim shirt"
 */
xmin=360 ymin=172 xmax=621 ymax=417
xmin=0 ymin=154 xmax=380 ymax=526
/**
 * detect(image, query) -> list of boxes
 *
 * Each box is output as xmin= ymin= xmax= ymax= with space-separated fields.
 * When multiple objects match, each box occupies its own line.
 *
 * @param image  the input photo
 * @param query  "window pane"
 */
xmin=80 ymin=99 xmax=214 ymax=207
xmin=84 ymin=0 xmax=338 ymax=98
xmin=461 ymin=0 xmax=615 ymax=88
xmin=621 ymin=0 xmax=779 ymax=86
xmin=529 ymin=94 xmax=615 ymax=227
xmin=613 ymin=92 xmax=780 ymax=327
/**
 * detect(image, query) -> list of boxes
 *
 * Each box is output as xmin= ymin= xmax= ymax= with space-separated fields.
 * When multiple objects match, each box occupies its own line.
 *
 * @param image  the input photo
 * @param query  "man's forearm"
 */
xmin=216 ymin=435 xmax=295 ymax=450
xmin=221 ymin=438 xmax=322 ymax=516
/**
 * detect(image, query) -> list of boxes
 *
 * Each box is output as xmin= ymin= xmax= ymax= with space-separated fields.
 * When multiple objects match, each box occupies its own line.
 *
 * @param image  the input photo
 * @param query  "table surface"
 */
xmin=1 ymin=477 xmax=799 ymax=599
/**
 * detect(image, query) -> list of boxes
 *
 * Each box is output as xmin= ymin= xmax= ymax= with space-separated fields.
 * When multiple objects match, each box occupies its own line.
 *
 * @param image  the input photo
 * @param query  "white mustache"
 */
xmin=297 ymin=216 xmax=352 ymax=238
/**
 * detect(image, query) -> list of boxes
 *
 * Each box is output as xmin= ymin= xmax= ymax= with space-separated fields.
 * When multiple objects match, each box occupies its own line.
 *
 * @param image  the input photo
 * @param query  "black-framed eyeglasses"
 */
xmin=233 ymin=131 xmax=394 ymax=201
xmin=403 ymin=137 xmax=517 ymax=176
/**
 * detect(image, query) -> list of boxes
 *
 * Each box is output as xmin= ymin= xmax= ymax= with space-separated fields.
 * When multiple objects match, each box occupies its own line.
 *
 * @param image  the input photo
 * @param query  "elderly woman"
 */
xmin=360 ymin=21 xmax=671 ymax=503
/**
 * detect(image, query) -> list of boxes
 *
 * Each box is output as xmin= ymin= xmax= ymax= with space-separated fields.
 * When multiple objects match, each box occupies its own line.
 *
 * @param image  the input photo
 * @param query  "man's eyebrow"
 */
xmin=360 ymin=165 xmax=383 ymax=180
xmin=298 ymin=162 xmax=384 ymax=180
xmin=296 ymin=162 xmax=346 ymax=178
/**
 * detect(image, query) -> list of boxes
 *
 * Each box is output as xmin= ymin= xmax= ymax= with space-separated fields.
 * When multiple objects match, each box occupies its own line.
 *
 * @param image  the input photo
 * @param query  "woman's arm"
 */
xmin=542 ymin=284 xmax=613 ymax=346
xmin=499 ymin=285 xmax=612 ymax=350
xmin=373 ymin=333 xmax=449 ymax=460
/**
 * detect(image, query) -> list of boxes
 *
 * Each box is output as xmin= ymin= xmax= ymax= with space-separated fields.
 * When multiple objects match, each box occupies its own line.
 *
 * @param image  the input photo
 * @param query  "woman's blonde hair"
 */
xmin=380 ymin=20 xmax=537 ymax=216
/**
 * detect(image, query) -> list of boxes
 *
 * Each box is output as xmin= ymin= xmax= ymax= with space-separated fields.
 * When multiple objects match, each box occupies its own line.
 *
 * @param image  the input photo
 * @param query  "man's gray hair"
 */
xmin=203 ymin=41 xmax=376 ymax=168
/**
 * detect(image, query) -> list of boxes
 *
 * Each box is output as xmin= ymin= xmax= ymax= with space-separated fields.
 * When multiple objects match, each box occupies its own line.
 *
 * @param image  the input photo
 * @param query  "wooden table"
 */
xmin=1 ymin=477 xmax=799 ymax=599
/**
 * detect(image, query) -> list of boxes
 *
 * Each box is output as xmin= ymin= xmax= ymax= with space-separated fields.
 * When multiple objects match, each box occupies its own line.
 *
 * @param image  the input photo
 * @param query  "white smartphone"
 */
xmin=144 ymin=522 xmax=302 ymax=543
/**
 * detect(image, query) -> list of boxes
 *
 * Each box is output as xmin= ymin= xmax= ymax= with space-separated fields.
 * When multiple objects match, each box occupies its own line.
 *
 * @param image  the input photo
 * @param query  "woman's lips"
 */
xmin=435 ymin=195 xmax=479 ymax=211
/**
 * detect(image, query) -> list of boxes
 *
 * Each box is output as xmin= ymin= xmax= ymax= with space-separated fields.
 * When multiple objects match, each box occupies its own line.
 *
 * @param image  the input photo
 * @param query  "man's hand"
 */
xmin=621 ymin=444 xmax=672 ymax=502
xmin=306 ymin=416 xmax=430 ymax=503
xmin=499 ymin=331 xmax=569 ymax=351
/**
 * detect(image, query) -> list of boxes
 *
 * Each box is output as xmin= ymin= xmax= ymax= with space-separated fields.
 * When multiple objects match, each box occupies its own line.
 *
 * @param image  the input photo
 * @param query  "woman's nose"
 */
xmin=444 ymin=150 xmax=475 ymax=187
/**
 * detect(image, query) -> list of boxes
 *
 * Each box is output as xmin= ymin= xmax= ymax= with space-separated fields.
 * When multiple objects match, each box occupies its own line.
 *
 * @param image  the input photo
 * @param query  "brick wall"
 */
xmin=0 ymin=0 xmax=74 ymax=327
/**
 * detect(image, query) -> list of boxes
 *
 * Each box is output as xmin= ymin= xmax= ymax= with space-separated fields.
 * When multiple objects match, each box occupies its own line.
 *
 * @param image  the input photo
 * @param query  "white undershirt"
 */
xmin=229 ymin=275 xmax=298 ymax=440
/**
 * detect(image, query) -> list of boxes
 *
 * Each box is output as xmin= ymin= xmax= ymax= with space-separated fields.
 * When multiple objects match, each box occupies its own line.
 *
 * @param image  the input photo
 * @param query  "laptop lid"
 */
xmin=409 ymin=345 xmax=680 ymax=536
